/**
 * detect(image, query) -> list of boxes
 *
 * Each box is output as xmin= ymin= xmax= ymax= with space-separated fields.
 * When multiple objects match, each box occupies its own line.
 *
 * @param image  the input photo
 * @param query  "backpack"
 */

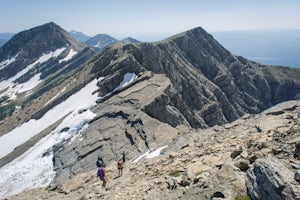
xmin=96 ymin=158 xmax=103 ymax=167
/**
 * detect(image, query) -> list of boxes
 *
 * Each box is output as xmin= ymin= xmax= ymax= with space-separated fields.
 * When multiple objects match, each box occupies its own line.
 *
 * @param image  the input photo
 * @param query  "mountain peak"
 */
xmin=69 ymin=30 xmax=91 ymax=42
xmin=119 ymin=37 xmax=140 ymax=44
xmin=43 ymin=21 xmax=59 ymax=28
xmin=85 ymin=34 xmax=117 ymax=49
xmin=159 ymin=26 xmax=212 ymax=44
xmin=0 ymin=22 xmax=83 ymax=60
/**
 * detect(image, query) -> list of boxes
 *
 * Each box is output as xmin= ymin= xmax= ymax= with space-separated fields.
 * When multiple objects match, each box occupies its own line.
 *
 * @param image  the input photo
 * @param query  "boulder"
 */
xmin=295 ymin=170 xmax=300 ymax=183
xmin=234 ymin=159 xmax=250 ymax=172
xmin=230 ymin=147 xmax=243 ymax=159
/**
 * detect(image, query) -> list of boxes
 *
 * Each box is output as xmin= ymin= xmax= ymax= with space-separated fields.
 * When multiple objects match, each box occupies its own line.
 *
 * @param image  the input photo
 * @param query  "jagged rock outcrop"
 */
xmin=89 ymin=27 xmax=300 ymax=129
xmin=246 ymin=157 xmax=300 ymax=200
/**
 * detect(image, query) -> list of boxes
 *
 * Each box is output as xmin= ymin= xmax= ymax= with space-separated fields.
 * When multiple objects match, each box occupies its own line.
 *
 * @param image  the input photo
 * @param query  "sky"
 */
xmin=1 ymin=0 xmax=300 ymax=40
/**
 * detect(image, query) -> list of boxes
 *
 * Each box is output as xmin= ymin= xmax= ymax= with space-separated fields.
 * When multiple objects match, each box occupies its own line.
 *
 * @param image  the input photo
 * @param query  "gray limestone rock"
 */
xmin=246 ymin=157 xmax=300 ymax=200
xmin=295 ymin=170 xmax=300 ymax=183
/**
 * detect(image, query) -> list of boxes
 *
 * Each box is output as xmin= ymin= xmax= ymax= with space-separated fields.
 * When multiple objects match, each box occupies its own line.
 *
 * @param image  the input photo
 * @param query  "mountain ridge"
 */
xmin=0 ymin=22 xmax=97 ymax=133
xmin=50 ymin=25 xmax=300 ymax=186
xmin=0 ymin=22 xmax=300 ymax=199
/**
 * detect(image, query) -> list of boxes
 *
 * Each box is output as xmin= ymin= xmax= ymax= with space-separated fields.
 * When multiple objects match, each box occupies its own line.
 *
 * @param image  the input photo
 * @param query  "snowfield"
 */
xmin=0 ymin=73 xmax=139 ymax=199
xmin=0 ymin=110 xmax=97 ymax=198
xmin=0 ymin=47 xmax=66 ymax=100
xmin=0 ymin=78 xmax=100 ymax=159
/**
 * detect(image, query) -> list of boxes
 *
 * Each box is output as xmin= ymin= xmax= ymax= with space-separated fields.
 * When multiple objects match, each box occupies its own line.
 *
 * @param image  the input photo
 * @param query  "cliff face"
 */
xmin=140 ymin=28 xmax=300 ymax=125
xmin=90 ymin=27 xmax=300 ymax=128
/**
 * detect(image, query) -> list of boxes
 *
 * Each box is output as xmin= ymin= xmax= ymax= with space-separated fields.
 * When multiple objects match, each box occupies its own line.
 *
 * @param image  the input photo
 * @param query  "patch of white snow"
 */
xmin=146 ymin=145 xmax=168 ymax=159
xmin=112 ymin=72 xmax=137 ymax=92
xmin=59 ymin=49 xmax=77 ymax=63
xmin=0 ymin=54 xmax=18 ymax=71
xmin=132 ymin=145 xmax=168 ymax=163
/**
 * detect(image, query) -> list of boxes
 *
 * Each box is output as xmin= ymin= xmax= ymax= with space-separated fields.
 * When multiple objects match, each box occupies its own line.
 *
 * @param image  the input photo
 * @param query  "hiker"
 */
xmin=97 ymin=164 xmax=107 ymax=187
xmin=122 ymin=152 xmax=126 ymax=163
xmin=117 ymin=158 xmax=123 ymax=176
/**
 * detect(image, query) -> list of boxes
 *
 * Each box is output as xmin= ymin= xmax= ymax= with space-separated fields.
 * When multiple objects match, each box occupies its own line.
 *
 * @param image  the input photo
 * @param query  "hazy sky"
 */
xmin=1 ymin=0 xmax=300 ymax=40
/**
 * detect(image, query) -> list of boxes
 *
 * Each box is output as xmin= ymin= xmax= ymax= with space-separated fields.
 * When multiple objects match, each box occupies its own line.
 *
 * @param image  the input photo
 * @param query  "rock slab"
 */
xmin=246 ymin=157 xmax=300 ymax=200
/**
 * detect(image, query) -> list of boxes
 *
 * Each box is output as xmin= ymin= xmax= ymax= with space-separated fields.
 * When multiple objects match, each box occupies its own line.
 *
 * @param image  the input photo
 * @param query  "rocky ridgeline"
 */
xmin=50 ymin=26 xmax=300 ymax=186
xmin=6 ymin=100 xmax=300 ymax=200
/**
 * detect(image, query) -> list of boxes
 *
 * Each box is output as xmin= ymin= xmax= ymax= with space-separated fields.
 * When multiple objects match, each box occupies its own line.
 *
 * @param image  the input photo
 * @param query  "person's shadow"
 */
xmin=113 ymin=175 xmax=121 ymax=180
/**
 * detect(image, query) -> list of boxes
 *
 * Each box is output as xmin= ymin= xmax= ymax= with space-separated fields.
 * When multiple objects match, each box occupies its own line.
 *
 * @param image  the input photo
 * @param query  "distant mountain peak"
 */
xmin=0 ymin=22 xmax=92 ymax=85
xmin=0 ymin=22 xmax=84 ymax=60
xmin=69 ymin=30 xmax=91 ymax=42
xmin=119 ymin=37 xmax=140 ymax=44
xmin=85 ymin=34 xmax=117 ymax=49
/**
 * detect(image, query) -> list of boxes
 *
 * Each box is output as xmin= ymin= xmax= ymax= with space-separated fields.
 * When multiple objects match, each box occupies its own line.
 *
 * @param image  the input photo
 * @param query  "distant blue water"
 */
xmin=212 ymin=30 xmax=300 ymax=68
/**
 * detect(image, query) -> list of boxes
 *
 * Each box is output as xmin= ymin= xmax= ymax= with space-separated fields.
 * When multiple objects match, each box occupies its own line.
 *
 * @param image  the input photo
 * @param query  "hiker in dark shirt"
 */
xmin=97 ymin=164 xmax=107 ymax=187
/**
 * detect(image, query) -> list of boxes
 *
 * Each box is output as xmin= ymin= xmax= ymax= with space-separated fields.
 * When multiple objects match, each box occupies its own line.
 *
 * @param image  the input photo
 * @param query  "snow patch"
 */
xmin=0 ymin=54 xmax=18 ymax=70
xmin=59 ymin=49 xmax=77 ymax=63
xmin=97 ymin=72 xmax=137 ymax=100
xmin=15 ymin=47 xmax=66 ymax=80
xmin=132 ymin=145 xmax=168 ymax=163
xmin=112 ymin=72 xmax=137 ymax=92
xmin=11 ymin=73 xmax=42 ymax=99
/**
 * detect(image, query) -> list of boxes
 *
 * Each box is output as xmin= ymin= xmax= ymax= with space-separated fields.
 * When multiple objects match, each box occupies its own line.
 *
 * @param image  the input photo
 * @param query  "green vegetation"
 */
xmin=234 ymin=194 xmax=251 ymax=200
xmin=79 ymin=196 xmax=86 ymax=200
xmin=0 ymin=103 xmax=15 ymax=120
xmin=169 ymin=170 xmax=181 ymax=177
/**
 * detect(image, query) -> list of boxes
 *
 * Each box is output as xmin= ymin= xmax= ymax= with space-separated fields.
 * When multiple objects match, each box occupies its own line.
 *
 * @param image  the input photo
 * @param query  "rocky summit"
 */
xmin=6 ymin=100 xmax=300 ymax=200
xmin=0 ymin=23 xmax=300 ymax=200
